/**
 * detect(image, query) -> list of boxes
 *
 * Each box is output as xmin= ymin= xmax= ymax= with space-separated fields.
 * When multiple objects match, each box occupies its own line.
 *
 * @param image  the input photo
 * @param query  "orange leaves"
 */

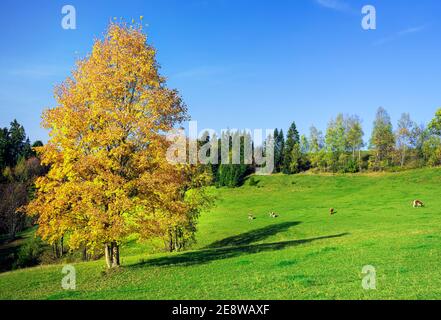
xmin=27 ymin=22 xmax=211 ymax=255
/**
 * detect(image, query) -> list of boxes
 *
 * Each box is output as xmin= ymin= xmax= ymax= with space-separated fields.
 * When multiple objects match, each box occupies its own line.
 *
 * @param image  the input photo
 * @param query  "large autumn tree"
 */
xmin=27 ymin=22 xmax=211 ymax=268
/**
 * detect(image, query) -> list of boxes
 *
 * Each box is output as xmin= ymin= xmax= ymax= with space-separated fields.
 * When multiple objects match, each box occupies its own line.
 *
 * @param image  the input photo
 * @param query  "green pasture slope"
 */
xmin=1 ymin=168 xmax=441 ymax=300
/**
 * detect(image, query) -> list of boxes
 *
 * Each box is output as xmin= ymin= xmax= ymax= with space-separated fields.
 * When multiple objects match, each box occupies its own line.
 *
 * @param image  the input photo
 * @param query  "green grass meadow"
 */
xmin=1 ymin=168 xmax=441 ymax=299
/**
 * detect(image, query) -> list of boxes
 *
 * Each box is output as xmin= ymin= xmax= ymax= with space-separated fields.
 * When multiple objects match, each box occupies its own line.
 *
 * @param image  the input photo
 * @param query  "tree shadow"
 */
xmin=205 ymin=221 xmax=302 ymax=249
xmin=130 ymin=228 xmax=349 ymax=268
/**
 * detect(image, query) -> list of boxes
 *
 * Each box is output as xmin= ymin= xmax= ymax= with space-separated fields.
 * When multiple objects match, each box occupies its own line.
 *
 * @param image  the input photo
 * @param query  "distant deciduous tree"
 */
xmin=411 ymin=123 xmax=430 ymax=163
xmin=370 ymin=107 xmax=395 ymax=170
xmin=0 ymin=157 xmax=44 ymax=237
xmin=396 ymin=113 xmax=416 ymax=167
xmin=428 ymin=108 xmax=441 ymax=136
xmin=0 ymin=182 xmax=28 ymax=237
xmin=308 ymin=125 xmax=325 ymax=171
xmin=325 ymin=114 xmax=346 ymax=172
xmin=346 ymin=115 xmax=364 ymax=163
xmin=422 ymin=136 xmax=441 ymax=167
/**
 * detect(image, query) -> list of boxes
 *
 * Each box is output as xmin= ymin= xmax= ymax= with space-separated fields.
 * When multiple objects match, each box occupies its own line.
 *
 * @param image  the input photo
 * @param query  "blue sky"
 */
xmin=0 ymin=0 xmax=440 ymax=142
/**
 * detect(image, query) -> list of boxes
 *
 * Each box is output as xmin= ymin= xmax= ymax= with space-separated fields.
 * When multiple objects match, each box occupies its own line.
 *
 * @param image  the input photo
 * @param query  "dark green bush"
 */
xmin=12 ymin=236 xmax=44 ymax=269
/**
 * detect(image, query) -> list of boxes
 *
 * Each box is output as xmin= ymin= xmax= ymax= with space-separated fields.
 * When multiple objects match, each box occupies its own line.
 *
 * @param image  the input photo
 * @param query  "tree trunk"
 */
xmin=105 ymin=242 xmax=120 ymax=268
xmin=9 ymin=215 xmax=17 ymax=240
xmin=53 ymin=243 xmax=59 ymax=258
xmin=104 ymin=244 xmax=112 ymax=269
xmin=82 ymin=247 xmax=88 ymax=261
xmin=168 ymin=229 xmax=174 ymax=252
xmin=112 ymin=241 xmax=120 ymax=268
xmin=60 ymin=236 xmax=64 ymax=257
xmin=174 ymin=228 xmax=179 ymax=252
xmin=401 ymin=146 xmax=406 ymax=167
xmin=178 ymin=228 xmax=183 ymax=251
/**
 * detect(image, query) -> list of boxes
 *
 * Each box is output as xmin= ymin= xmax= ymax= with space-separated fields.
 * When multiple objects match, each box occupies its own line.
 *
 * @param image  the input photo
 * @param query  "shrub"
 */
xmin=12 ymin=236 xmax=44 ymax=269
xmin=343 ymin=159 xmax=359 ymax=173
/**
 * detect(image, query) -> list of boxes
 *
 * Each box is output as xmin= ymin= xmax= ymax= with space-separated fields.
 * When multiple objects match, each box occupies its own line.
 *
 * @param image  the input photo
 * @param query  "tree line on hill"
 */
xmin=0 ymin=120 xmax=45 ymax=239
xmin=276 ymin=106 xmax=441 ymax=173
xmin=204 ymin=106 xmax=441 ymax=187
xmin=2 ymin=108 xmax=441 ymax=268
xmin=201 ymin=130 xmax=255 ymax=188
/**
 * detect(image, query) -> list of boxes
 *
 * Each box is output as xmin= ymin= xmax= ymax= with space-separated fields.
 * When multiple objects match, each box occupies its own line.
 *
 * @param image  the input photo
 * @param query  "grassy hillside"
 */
xmin=1 ymin=168 xmax=441 ymax=300
xmin=0 ymin=228 xmax=40 ymax=273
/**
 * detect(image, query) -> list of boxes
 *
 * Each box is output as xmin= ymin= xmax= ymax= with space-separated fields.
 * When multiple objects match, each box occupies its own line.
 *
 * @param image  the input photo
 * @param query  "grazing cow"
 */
xmin=330 ymin=208 xmax=335 ymax=215
xmin=269 ymin=212 xmax=279 ymax=218
xmin=413 ymin=200 xmax=424 ymax=208
xmin=248 ymin=213 xmax=256 ymax=220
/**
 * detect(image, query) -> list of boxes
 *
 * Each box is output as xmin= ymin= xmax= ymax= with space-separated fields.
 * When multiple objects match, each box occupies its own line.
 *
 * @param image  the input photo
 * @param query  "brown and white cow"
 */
xmin=269 ymin=212 xmax=279 ymax=218
xmin=413 ymin=200 xmax=424 ymax=208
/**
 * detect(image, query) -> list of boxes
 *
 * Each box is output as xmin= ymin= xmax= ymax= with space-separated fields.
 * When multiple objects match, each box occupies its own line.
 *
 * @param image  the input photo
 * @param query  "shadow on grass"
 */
xmin=0 ymin=236 xmax=25 ymax=272
xmin=205 ymin=221 xmax=302 ymax=248
xmin=130 ymin=221 xmax=349 ymax=268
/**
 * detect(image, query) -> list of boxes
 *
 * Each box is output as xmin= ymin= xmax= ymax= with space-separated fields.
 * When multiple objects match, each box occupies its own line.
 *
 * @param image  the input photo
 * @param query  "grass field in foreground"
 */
xmin=1 ymin=168 xmax=441 ymax=300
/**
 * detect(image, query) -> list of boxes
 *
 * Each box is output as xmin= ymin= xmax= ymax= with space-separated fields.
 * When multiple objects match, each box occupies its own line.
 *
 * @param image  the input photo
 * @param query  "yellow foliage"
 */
xmin=27 ymin=23 xmax=211 ymax=256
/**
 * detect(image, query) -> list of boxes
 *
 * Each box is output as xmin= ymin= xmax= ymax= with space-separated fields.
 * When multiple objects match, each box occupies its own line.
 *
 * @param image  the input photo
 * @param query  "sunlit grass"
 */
xmin=1 ymin=168 xmax=441 ymax=299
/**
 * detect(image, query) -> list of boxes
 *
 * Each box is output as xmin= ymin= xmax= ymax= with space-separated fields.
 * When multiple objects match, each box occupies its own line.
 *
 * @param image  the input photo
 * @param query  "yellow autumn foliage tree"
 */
xmin=27 ymin=22 xmax=212 ymax=268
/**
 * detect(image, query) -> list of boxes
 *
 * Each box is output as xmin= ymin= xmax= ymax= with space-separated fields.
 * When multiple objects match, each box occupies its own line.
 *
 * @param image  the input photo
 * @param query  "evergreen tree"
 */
xmin=273 ymin=128 xmax=285 ymax=173
xmin=283 ymin=122 xmax=300 ymax=174
xmin=215 ymin=130 xmax=252 ymax=187
xmin=0 ymin=120 xmax=34 ymax=170
xmin=0 ymin=128 xmax=8 ymax=171
xmin=8 ymin=120 xmax=27 ymax=166
xmin=274 ymin=129 xmax=279 ymax=172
